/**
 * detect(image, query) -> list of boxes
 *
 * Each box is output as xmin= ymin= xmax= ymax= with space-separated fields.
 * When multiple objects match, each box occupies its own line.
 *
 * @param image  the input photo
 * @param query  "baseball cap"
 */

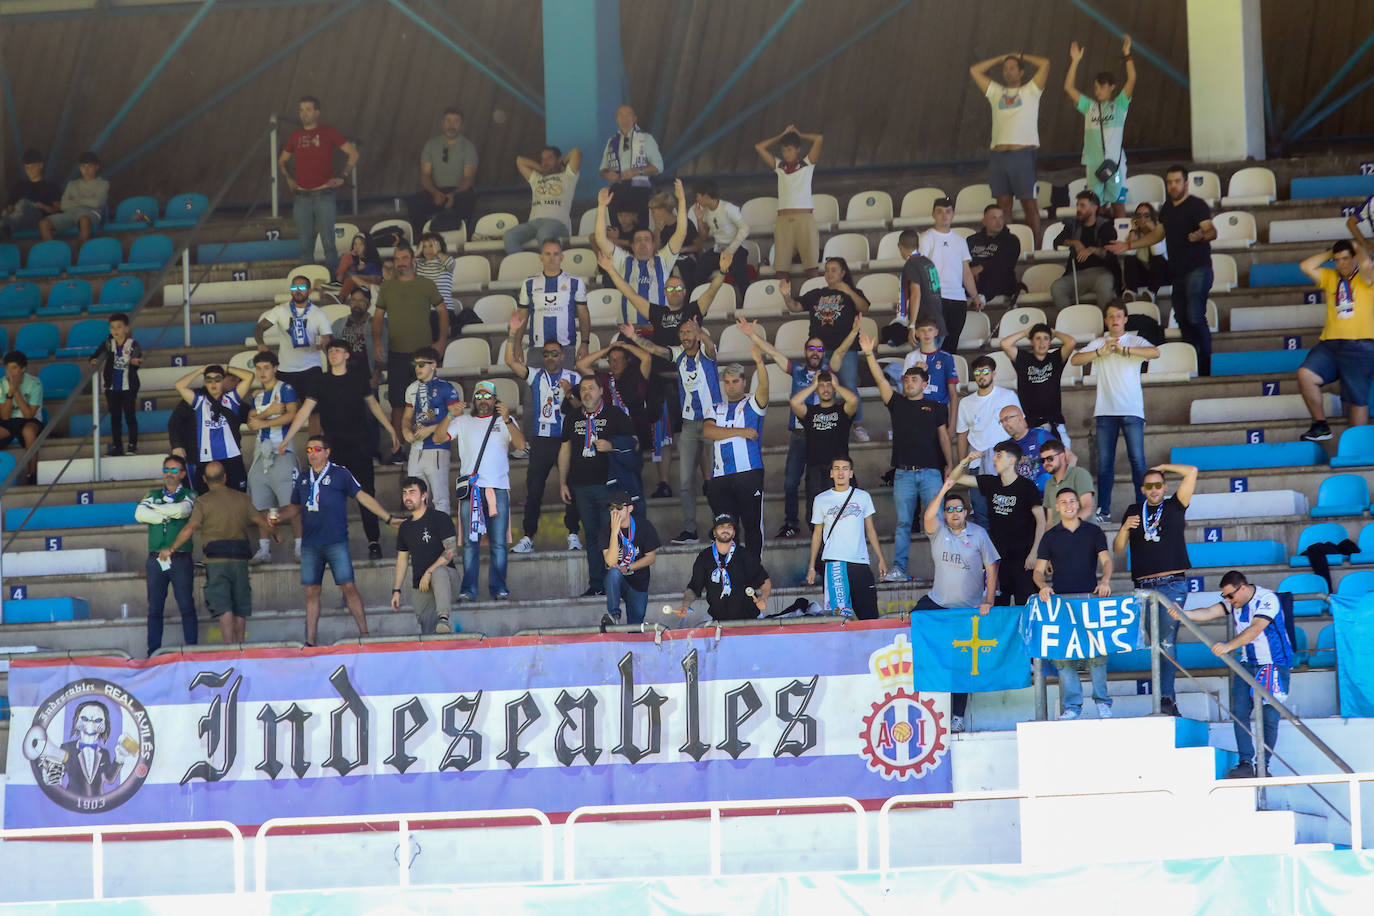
xmin=606 ymin=489 xmax=633 ymax=508
xmin=711 ymin=513 xmax=737 ymax=533
xmin=473 ymin=380 xmax=496 ymax=398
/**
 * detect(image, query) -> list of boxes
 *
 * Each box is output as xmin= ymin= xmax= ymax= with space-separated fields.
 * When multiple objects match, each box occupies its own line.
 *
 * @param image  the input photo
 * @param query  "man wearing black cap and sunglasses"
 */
xmin=668 ymin=513 xmax=772 ymax=624
xmin=600 ymin=490 xmax=661 ymax=627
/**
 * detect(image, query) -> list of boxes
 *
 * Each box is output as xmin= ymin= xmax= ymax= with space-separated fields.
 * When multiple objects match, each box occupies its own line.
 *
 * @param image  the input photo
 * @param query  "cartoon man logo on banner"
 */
xmin=859 ymin=634 xmax=948 ymax=780
xmin=21 ymin=679 xmax=154 ymax=814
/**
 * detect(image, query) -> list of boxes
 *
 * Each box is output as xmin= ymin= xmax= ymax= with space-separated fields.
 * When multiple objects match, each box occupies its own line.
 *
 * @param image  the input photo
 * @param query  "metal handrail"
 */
xmin=0 ymin=820 xmax=244 ymax=899
xmin=562 ymin=796 xmax=867 ymax=880
xmin=254 ymin=808 xmax=553 ymax=892
xmin=1205 ymin=771 xmax=1374 ymax=851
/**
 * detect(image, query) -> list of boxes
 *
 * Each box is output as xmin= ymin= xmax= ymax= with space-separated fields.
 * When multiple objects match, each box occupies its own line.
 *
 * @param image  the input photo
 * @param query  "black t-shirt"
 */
xmin=1059 ymin=218 xmax=1117 ymax=272
xmin=1013 ymin=349 xmax=1066 ymax=427
xmin=802 ymin=402 xmax=852 ymax=468
xmin=396 ymin=510 xmax=457 ymax=588
xmin=647 ymin=301 xmax=703 ymax=349
xmin=1037 ymin=522 xmax=1108 ymax=594
xmin=687 ymin=543 xmax=770 ymax=620
xmin=1122 ymin=495 xmax=1191 ymax=579
xmin=598 ymin=366 xmax=654 ymax=449
xmin=561 ymin=404 xmax=636 ymax=486
xmin=7 ymin=178 xmax=60 ymax=207
xmin=661 ymin=219 xmax=698 ymax=253
xmin=598 ymin=517 xmax=662 ymax=592
xmin=1159 ymin=195 xmax=1212 ymax=276
xmin=313 ymin=367 xmax=373 ymax=445
xmin=900 ymin=253 xmax=945 ymax=335
xmin=888 ymin=395 xmax=947 ymax=469
xmin=977 ymin=473 xmax=1042 ymax=564
xmin=967 ymin=228 xmax=1021 ymax=298
xmin=799 ymin=287 xmax=860 ymax=352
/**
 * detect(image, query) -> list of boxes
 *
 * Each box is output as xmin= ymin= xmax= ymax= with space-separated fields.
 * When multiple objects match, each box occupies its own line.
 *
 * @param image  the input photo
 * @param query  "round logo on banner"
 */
xmin=22 ymin=679 xmax=154 ymax=814
xmin=859 ymin=689 xmax=946 ymax=780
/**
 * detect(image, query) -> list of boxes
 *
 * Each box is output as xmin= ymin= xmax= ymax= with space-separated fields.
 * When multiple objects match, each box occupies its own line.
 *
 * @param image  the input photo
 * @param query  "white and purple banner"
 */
xmin=4 ymin=621 xmax=951 ymax=829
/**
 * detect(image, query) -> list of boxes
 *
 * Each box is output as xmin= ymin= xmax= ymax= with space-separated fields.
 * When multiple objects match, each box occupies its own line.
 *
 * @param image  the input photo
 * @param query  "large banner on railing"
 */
xmin=1021 ymin=595 xmax=1148 ymax=660
xmin=4 ymin=621 xmax=951 ymax=829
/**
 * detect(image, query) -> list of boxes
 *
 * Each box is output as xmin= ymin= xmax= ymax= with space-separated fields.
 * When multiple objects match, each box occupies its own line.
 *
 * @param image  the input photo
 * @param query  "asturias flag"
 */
xmin=909 ymin=606 xmax=1031 ymax=693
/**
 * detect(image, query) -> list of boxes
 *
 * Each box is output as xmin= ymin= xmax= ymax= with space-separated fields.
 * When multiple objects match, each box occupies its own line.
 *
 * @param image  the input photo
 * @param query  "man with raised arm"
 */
xmin=595 ymin=179 xmax=688 ymax=327
xmin=701 ymin=320 xmax=771 ymax=559
xmin=1064 ymin=36 xmax=1137 ymax=219
xmin=969 ymin=51 xmax=1051 ymax=246
xmin=790 ymin=361 xmax=859 ymax=517
xmin=1292 ymin=237 xmax=1374 ymax=441
xmin=506 ymin=145 xmax=581 ymax=254
xmin=506 ymin=332 xmax=581 ymax=555
xmin=755 ymin=124 xmax=824 ymax=284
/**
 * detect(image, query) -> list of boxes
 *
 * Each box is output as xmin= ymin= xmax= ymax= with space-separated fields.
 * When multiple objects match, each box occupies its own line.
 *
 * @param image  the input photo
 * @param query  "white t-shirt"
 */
xmin=775 ymin=158 xmax=815 ymax=210
xmin=447 ymin=413 xmax=513 ymax=490
xmin=919 ymin=229 xmax=972 ymax=301
xmin=985 ymin=80 xmax=1043 ymax=148
xmin=267 ymin=302 xmax=332 ymax=373
xmin=956 ymin=386 xmax=1022 ymax=473
xmin=1081 ymin=333 xmax=1150 ymax=419
xmin=811 ymin=486 xmax=876 ymax=564
xmin=700 ymin=201 xmax=749 ymax=254
xmin=527 ymin=166 xmax=579 ymax=232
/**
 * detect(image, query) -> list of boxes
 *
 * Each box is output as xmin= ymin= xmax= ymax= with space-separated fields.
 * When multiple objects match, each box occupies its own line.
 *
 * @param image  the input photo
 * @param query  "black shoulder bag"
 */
xmin=1093 ymin=101 xmax=1121 ymax=184
xmin=813 ymin=488 xmax=857 ymax=574
xmin=453 ymin=414 xmax=500 ymax=502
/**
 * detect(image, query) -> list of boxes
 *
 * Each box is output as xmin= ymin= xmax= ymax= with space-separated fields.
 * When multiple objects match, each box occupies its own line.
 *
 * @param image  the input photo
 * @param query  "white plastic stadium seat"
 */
xmin=314 ymin=222 xmax=359 ymax=262
xmin=495 ymin=251 xmax=542 ymax=285
xmin=320 ymin=302 xmax=349 ymax=326
xmin=992 ymin=306 xmax=1048 ymax=344
xmin=1008 ymin=223 xmax=1034 ymax=259
xmin=954 ymin=184 xmax=994 ymax=221
xmin=1125 ymin=299 xmax=1159 ymax=323
xmin=763 ymin=363 xmax=792 ymax=404
xmin=468 ymin=212 xmax=520 ymax=252
xmin=451 ymin=254 xmax=491 ymax=290
xmin=1016 ymin=265 xmax=1062 ymax=305
xmin=892 ymin=187 xmax=946 ymax=229
xmin=1056 ymin=178 xmax=1088 ymax=218
xmin=1054 ymin=303 xmax=1106 ymax=343
xmin=1190 ymin=393 xmax=1340 ymax=425
xmin=958 ymin=311 xmax=991 ymax=349
xmin=743 ymin=240 xmax=764 ymax=272
xmin=586 ymin=288 xmax=623 ymax=326
xmin=1035 ymin=180 xmax=1055 ymax=218
xmin=1268 ymin=218 xmax=1350 ymax=244
xmin=773 ymin=319 xmax=812 ymax=356
xmin=369 ymin=218 xmax=413 ymax=258
xmin=562 ymin=248 xmax=597 ymax=279
xmin=286 ymin=263 xmax=332 ymax=288
xmin=1124 ymin=175 xmax=1165 ymax=209
xmin=868 ymin=231 xmax=904 ymax=270
xmin=1211 ymin=211 xmax=1257 ymax=250
xmin=1229 ymin=303 xmax=1324 ymax=332
xmin=1164 ymin=299 xmax=1219 ymax=338
xmin=799 ymin=276 xmax=827 ymax=296
xmin=812 ymin=194 xmax=840 ymax=231
xmin=1035 ymin=221 xmax=1065 ymax=259
xmin=822 ymin=233 xmax=870 ymax=266
xmin=1221 ymin=167 xmax=1277 ymax=207
xmin=1141 ymin=341 xmax=1197 ymax=383
xmin=953 ymin=226 xmax=974 ymax=240
xmin=856 ymin=273 xmax=899 ymax=312
xmin=690 ymin=281 xmax=736 ymax=313
xmin=740 ymin=196 xmax=778 ymax=237
xmin=442 ymin=337 xmax=492 ymax=371
xmin=837 ymin=190 xmax=893 ymax=230
xmin=1188 ymin=170 xmax=1222 ymax=206
xmin=472 ymin=294 xmax=516 ymax=326
xmin=1210 ymin=254 xmax=1238 ymax=292
xmin=740 ymin=279 xmax=786 ymax=317
xmin=716 ymin=323 xmax=767 ymax=361
xmin=571 ymin=209 xmax=597 ymax=246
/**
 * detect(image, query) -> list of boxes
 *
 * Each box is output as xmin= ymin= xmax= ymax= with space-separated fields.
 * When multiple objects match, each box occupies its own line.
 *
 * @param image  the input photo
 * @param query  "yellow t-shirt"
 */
xmin=1319 ymin=267 xmax=1374 ymax=340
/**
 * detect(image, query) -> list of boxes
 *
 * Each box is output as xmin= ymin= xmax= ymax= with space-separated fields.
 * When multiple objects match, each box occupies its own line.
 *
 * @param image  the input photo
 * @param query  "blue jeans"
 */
xmin=293 ymin=189 xmax=338 ymax=267
xmin=2 ymin=199 xmax=44 ymax=233
xmin=146 ymin=552 xmax=197 ymax=655
xmin=783 ymin=432 xmax=807 ymax=529
xmin=967 ymin=486 xmax=989 ymax=530
xmin=1150 ymin=579 xmax=1187 ymax=701
xmin=1055 ymin=656 xmax=1111 ymax=712
xmin=1173 ymin=264 xmax=1214 ymax=376
xmin=604 ymin=566 xmax=649 ymax=624
xmin=574 ymin=483 xmax=613 ymax=591
xmin=892 ymin=468 xmax=942 ymax=574
xmin=1095 ymin=415 xmax=1146 ymax=518
xmin=1232 ymin=661 xmax=1286 ymax=769
xmin=835 ymin=349 xmax=863 ymax=423
xmin=300 ymin=540 xmax=354 ymax=586
xmin=504 ymin=218 xmax=569 ymax=255
xmin=461 ymin=488 xmax=510 ymax=598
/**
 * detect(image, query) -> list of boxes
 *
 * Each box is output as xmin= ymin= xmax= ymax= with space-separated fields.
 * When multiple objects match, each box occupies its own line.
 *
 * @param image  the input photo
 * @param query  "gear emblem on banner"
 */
xmin=859 ymin=689 xmax=946 ymax=780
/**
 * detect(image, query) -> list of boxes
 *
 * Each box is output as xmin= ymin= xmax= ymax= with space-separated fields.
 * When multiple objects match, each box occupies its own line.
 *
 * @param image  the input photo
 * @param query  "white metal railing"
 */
xmin=254 ymin=808 xmax=554 ymax=892
xmin=1207 ymin=771 xmax=1374 ymax=851
xmin=0 ymin=819 xmax=244 ymax=899
xmin=562 ymin=796 xmax=867 ymax=881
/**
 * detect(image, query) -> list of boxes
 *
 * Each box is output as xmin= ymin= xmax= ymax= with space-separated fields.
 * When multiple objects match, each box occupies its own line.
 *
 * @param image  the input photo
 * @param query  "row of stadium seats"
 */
xmin=1293 ymin=522 xmax=1374 ymax=567
xmin=0 ymin=235 xmax=173 ymax=279
xmin=0 ymin=276 xmax=144 ymax=323
xmin=4 ymin=193 xmax=208 ymax=241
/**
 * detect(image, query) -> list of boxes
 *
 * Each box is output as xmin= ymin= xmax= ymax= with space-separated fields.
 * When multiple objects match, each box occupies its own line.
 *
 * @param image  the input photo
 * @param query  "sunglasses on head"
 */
xmin=1142 ymin=482 xmax=1165 ymax=490
xmin=290 ymin=284 xmax=309 ymax=292
xmin=305 ymin=445 xmax=326 ymax=453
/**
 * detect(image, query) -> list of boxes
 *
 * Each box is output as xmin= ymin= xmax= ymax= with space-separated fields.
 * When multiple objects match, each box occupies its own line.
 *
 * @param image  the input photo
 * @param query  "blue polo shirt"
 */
xmin=290 ymin=461 xmax=362 ymax=546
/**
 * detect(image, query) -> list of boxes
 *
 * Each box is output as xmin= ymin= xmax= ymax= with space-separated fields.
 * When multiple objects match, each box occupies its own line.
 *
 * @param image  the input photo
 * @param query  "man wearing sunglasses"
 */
xmin=134 ymin=454 xmax=198 ymax=656
xmin=599 ymin=105 xmax=663 ymax=229
xmin=246 ymin=351 xmax=302 ymax=563
xmin=400 ymin=348 xmax=461 ymax=515
xmin=507 ymin=335 xmax=582 ymax=555
xmin=173 ymin=363 xmax=254 ymax=494
xmin=1171 ymin=571 xmax=1293 ymax=778
xmin=956 ymin=355 xmax=1021 ymax=525
xmin=255 ymin=276 xmax=332 ymax=411
xmin=408 ymin=106 xmax=478 ymax=241
xmin=1113 ymin=462 xmax=1198 ymax=717
xmin=595 ymin=179 xmax=688 ymax=327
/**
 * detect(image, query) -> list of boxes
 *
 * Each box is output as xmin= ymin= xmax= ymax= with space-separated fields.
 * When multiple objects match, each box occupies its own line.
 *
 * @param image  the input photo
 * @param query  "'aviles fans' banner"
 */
xmin=4 ymin=621 xmax=951 ymax=829
xmin=1021 ymin=595 xmax=1147 ymax=660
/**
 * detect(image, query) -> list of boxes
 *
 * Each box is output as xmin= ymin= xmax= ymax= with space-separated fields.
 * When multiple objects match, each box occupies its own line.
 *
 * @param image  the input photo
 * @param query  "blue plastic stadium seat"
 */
xmin=69 ymin=237 xmax=123 ymax=276
xmin=0 ymin=243 xmax=19 ymax=277
xmin=3 ymin=502 xmax=140 ymax=531
xmin=15 ymin=240 xmax=71 ymax=278
xmin=105 ymin=196 xmax=159 ymax=232
xmin=138 ymin=321 xmax=256 ymax=350
xmin=1248 ymin=263 xmax=1309 ymax=287
xmin=38 ymin=278 xmax=93 ymax=317
xmin=1187 ymin=539 xmax=1287 ymax=568
xmin=1337 ymin=569 xmax=1374 ymax=597
xmin=196 ymin=239 xmax=300 ymax=263
xmin=1171 ymin=441 xmax=1327 ymax=471
xmin=1292 ymin=627 xmax=1309 ymax=667
xmin=91 ymin=276 xmax=145 ymax=315
xmin=1211 ymin=350 xmax=1309 ymax=377
xmin=55 ymin=318 xmax=108 ymax=358
xmin=1289 ymin=175 xmax=1374 ymax=200
xmin=155 ymin=192 xmax=209 ymax=229
xmin=1352 ymin=524 xmax=1374 ymax=565
xmin=1309 ymin=624 xmax=1336 ymax=668
xmin=0 ymin=326 xmax=8 ymax=354
xmin=14 ymin=321 xmax=60 ymax=359
xmin=0 ymin=281 xmax=41 ymax=320
xmin=1290 ymin=521 xmax=1354 ymax=568
xmin=0 ymin=452 xmax=14 ymax=483
xmin=1311 ymin=473 xmax=1371 ymax=519
xmin=37 ymin=362 xmax=81 ymax=401
xmin=119 ymin=234 xmax=174 ymax=271
xmin=1175 ymin=642 xmax=1224 ymax=671
xmin=1 ymin=598 xmax=91 ymax=624
xmin=1278 ymin=572 xmax=1330 ymax=617
xmin=1331 ymin=426 xmax=1374 ymax=469
xmin=68 ymin=409 xmax=172 ymax=439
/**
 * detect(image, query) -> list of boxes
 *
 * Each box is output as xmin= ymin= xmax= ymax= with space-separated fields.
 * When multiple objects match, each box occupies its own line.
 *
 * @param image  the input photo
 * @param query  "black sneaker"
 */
xmin=600 ymin=612 xmax=619 ymax=632
xmin=1226 ymin=761 xmax=1256 ymax=779
xmin=581 ymin=586 xmax=606 ymax=598
xmin=1300 ymin=421 xmax=1332 ymax=442
xmin=367 ymin=542 xmax=383 ymax=560
xmin=106 ymin=444 xmax=125 ymax=457
xmin=671 ymin=530 xmax=700 ymax=545
xmin=126 ymin=444 xmax=137 ymax=455
xmin=651 ymin=482 xmax=673 ymax=499
xmin=1160 ymin=697 xmax=1181 ymax=717
xmin=775 ymin=524 xmax=799 ymax=539
xmin=388 ymin=448 xmax=408 ymax=464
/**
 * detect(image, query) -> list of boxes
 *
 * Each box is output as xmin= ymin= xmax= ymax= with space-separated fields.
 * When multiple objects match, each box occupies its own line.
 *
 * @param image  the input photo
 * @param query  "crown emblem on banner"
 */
xmin=869 ymin=634 xmax=913 ymax=690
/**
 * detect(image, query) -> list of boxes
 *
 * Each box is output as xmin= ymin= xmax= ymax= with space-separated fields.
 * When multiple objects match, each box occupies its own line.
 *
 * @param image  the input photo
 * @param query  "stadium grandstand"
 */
xmin=0 ymin=0 xmax=1373 ymax=911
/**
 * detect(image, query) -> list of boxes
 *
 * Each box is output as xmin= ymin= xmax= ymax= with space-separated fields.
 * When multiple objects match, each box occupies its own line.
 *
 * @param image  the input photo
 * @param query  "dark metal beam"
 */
xmin=1283 ymin=29 xmax=1374 ymax=142
xmin=1064 ymin=0 xmax=1189 ymax=89
xmin=417 ymin=0 xmax=544 ymax=106
xmin=0 ymin=61 xmax=22 ymax=164
xmin=1287 ymin=70 xmax=1374 ymax=143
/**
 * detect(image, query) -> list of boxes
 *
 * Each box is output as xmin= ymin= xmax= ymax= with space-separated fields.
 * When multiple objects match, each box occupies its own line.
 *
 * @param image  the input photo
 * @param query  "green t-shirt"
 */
xmin=1076 ymin=92 xmax=1130 ymax=167
xmin=1043 ymin=465 xmax=1095 ymax=525
xmin=375 ymin=277 xmax=443 ymax=354
xmin=141 ymin=486 xmax=197 ymax=553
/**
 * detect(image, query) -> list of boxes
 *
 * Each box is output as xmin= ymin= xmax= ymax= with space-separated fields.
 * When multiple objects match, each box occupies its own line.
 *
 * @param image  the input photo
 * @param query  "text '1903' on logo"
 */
xmin=22 ymin=679 xmax=154 ymax=813
xmin=859 ymin=635 xmax=947 ymax=780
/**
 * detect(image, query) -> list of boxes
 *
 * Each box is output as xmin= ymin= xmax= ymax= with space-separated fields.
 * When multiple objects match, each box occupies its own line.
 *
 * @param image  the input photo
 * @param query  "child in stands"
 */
xmin=89 ymin=312 xmax=143 ymax=456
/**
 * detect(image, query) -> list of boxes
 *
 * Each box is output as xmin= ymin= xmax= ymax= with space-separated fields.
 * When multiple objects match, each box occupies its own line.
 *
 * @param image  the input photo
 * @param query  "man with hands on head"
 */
xmin=173 ymin=362 xmax=254 ymax=494
xmin=969 ymin=50 xmax=1051 ymax=246
xmin=951 ymin=442 xmax=1046 ymax=605
xmin=507 ymin=329 xmax=581 ymax=554
xmin=391 ymin=476 xmax=459 ymax=635
xmin=600 ymin=490 xmax=661 ymax=627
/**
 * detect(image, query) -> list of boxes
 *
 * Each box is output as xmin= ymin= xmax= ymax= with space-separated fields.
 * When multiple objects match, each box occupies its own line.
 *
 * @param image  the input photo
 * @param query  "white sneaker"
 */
xmin=950 ymin=715 xmax=966 ymax=734
xmin=435 ymin=616 xmax=452 ymax=635
xmin=250 ymin=546 xmax=271 ymax=564
xmin=567 ymin=533 xmax=583 ymax=551
xmin=512 ymin=536 xmax=534 ymax=554
xmin=1097 ymin=702 xmax=1113 ymax=719
xmin=881 ymin=568 xmax=908 ymax=583
xmin=853 ymin=425 xmax=871 ymax=443
xmin=510 ymin=448 xmax=529 ymax=460
xmin=1060 ymin=707 xmax=1081 ymax=720
xmin=294 ymin=544 xmax=302 ymax=561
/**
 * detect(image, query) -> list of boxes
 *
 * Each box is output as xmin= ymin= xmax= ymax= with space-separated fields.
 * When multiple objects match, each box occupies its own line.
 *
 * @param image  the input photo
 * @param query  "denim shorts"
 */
xmin=1301 ymin=339 xmax=1374 ymax=407
xmin=300 ymin=540 xmax=354 ymax=586
xmin=988 ymin=148 xmax=1038 ymax=199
